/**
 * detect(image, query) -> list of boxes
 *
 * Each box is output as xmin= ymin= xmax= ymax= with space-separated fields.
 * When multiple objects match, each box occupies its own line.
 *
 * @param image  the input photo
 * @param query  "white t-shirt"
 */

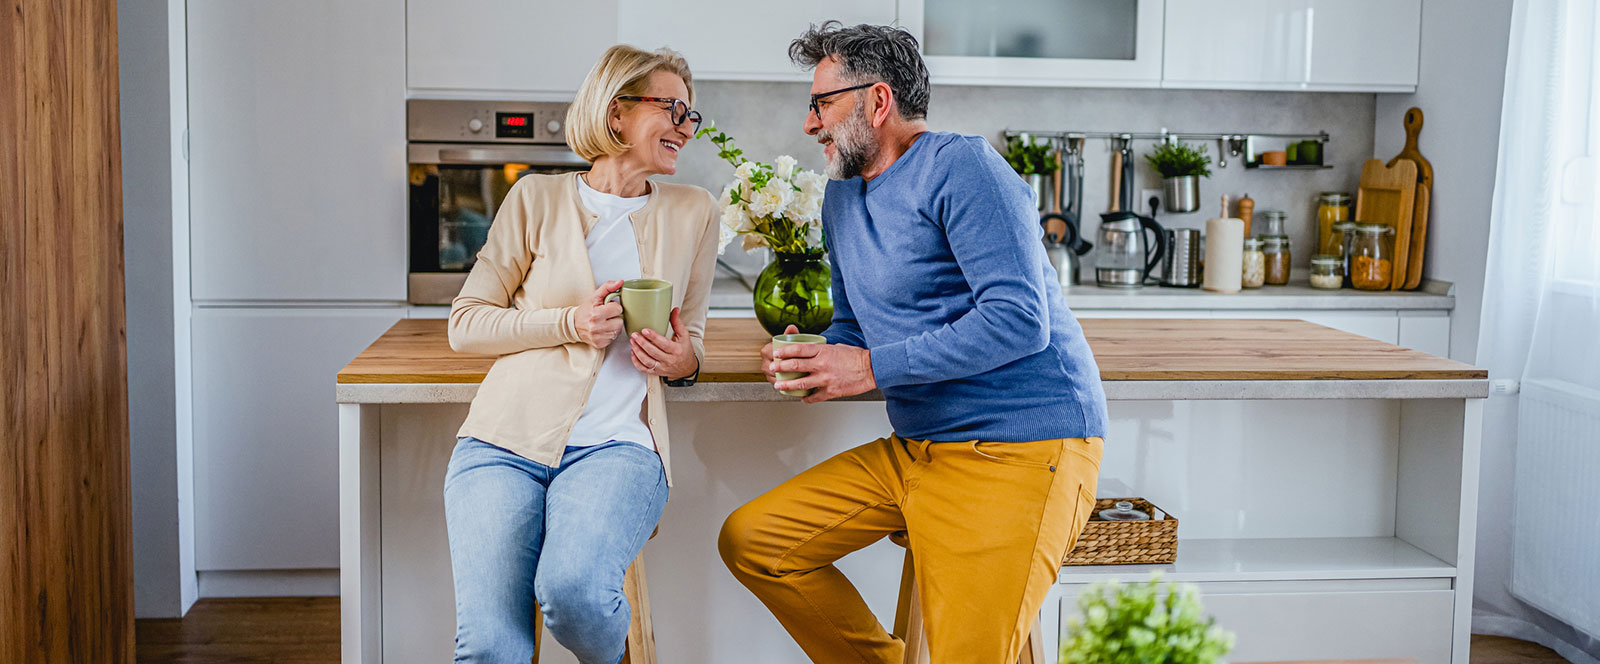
xmin=565 ymin=175 xmax=654 ymax=451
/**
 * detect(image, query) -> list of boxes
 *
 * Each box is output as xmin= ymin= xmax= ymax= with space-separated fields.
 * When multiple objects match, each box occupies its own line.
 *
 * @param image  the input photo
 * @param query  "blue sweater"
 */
xmin=821 ymin=131 xmax=1108 ymax=442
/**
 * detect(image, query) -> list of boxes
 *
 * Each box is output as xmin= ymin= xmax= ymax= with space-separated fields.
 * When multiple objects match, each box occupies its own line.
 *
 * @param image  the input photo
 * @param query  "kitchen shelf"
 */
xmin=1245 ymin=164 xmax=1335 ymax=171
xmin=1055 ymin=536 xmax=1456 ymax=584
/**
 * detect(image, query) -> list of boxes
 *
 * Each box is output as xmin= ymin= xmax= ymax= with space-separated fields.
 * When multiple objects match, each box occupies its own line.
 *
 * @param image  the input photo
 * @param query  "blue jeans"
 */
xmin=444 ymin=437 xmax=668 ymax=664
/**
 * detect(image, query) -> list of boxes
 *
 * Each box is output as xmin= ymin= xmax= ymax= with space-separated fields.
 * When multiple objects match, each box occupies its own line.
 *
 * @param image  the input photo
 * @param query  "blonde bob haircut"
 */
xmin=566 ymin=45 xmax=696 ymax=162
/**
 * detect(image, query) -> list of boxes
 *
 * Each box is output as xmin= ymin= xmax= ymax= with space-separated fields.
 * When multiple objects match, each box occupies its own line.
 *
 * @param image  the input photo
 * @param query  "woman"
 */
xmin=443 ymin=45 xmax=717 ymax=664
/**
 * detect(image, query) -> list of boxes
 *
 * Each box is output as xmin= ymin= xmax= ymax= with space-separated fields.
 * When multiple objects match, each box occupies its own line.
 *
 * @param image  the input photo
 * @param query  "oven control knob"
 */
xmin=468 ymin=118 xmax=484 ymax=133
xmin=546 ymin=120 xmax=562 ymax=134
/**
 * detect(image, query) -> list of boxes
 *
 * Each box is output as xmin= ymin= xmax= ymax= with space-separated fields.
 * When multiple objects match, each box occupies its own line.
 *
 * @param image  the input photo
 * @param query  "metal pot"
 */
xmin=1163 ymin=175 xmax=1200 ymax=213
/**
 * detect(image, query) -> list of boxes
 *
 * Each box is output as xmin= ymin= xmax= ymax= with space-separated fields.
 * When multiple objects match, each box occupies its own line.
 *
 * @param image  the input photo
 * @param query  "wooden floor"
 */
xmin=135 ymin=597 xmax=1571 ymax=663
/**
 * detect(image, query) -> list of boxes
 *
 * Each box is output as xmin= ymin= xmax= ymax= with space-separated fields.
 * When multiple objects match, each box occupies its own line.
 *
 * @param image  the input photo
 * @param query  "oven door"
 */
xmin=408 ymin=143 xmax=589 ymax=305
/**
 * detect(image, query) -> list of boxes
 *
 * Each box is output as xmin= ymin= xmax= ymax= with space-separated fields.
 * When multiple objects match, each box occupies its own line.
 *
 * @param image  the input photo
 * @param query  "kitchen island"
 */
xmin=338 ymin=318 xmax=1486 ymax=664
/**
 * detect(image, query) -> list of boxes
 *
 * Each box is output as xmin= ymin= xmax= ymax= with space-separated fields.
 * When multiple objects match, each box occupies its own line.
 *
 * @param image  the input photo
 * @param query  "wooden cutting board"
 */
xmin=1386 ymin=108 xmax=1433 ymax=290
xmin=1356 ymin=158 xmax=1417 ymax=289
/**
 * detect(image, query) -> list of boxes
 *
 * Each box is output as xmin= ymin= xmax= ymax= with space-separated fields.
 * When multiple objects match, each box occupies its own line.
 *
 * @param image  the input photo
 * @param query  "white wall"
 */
xmin=1376 ymin=1 xmax=1600 ymax=660
xmin=119 ymin=0 xmax=194 ymax=618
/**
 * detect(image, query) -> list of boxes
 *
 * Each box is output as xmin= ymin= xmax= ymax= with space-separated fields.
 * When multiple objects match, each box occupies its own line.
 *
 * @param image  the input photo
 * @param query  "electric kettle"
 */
xmin=1094 ymin=211 xmax=1168 ymax=288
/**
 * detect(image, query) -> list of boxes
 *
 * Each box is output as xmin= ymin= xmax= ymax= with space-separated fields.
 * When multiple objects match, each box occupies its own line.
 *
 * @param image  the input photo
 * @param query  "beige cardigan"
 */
xmin=449 ymin=171 xmax=719 ymax=485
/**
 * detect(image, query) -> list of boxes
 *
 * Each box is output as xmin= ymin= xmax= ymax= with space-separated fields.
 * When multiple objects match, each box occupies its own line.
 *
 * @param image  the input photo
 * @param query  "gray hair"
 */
xmin=789 ymin=21 xmax=930 ymax=121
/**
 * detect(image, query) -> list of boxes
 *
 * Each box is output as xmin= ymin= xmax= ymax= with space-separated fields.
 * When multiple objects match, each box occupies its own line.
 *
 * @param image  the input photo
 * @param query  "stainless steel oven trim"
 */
xmin=408 ymin=142 xmax=590 ymax=167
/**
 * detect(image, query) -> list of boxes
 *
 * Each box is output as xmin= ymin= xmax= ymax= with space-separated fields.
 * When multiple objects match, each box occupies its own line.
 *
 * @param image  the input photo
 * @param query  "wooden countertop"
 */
xmin=337 ymin=318 xmax=1485 ymax=384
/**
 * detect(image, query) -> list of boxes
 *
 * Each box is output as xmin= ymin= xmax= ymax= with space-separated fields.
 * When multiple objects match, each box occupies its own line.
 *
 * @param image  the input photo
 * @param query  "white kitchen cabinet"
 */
xmin=187 ymin=0 xmax=407 ymax=302
xmin=407 ymin=0 xmax=619 ymax=95
xmin=901 ymin=0 xmax=1164 ymax=87
xmin=192 ymin=306 xmax=403 ymax=571
xmin=1162 ymin=0 xmax=1422 ymax=92
xmin=618 ymin=1 xmax=897 ymax=81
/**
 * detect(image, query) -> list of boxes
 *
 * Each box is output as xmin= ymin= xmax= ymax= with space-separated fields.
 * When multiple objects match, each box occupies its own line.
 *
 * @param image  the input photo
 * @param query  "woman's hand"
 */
xmin=630 ymin=308 xmax=698 ymax=380
xmin=574 ymin=281 xmax=625 ymax=348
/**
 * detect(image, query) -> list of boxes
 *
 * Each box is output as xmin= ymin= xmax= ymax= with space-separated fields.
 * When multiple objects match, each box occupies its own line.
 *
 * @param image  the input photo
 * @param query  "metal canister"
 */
xmin=1160 ymin=228 xmax=1203 ymax=287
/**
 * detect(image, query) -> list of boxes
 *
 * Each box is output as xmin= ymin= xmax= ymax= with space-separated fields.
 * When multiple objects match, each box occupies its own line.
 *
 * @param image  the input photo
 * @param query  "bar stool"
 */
xmin=533 ymin=531 xmax=658 ymax=663
xmin=889 ymin=531 xmax=1047 ymax=664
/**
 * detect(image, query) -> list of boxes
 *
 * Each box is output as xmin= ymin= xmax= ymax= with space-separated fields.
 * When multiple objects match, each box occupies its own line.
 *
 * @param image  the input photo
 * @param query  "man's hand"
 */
xmin=769 ymin=330 xmax=877 ymax=403
xmin=574 ymin=281 xmax=625 ymax=348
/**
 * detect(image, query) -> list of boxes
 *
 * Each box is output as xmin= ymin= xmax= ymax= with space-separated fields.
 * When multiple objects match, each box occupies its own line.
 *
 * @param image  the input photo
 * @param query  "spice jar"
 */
xmin=1350 ymin=224 xmax=1395 ymax=290
xmin=1262 ymin=235 xmax=1291 ymax=285
xmin=1317 ymin=193 xmax=1352 ymax=255
xmin=1259 ymin=210 xmax=1287 ymax=237
xmin=1241 ymin=237 xmax=1266 ymax=288
xmin=1310 ymin=254 xmax=1343 ymax=289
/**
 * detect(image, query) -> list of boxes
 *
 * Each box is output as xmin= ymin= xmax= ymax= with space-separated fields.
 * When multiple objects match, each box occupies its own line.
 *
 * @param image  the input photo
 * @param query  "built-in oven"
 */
xmin=407 ymin=99 xmax=589 ymax=305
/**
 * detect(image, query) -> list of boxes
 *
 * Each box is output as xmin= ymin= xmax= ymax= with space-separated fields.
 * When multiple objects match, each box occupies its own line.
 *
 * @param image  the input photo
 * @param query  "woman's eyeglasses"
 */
xmin=616 ymin=96 xmax=703 ymax=133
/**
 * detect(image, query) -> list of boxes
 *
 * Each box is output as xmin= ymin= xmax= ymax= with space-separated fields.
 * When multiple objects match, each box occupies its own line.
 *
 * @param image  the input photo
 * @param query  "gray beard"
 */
xmin=821 ymin=105 xmax=878 ymax=180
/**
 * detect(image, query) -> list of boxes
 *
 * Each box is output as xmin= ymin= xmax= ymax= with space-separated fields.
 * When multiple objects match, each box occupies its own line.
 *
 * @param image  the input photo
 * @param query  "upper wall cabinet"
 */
xmin=407 ymin=0 xmax=619 ymax=95
xmin=1162 ymin=0 xmax=1422 ymax=92
xmin=188 ymin=0 xmax=407 ymax=301
xmin=901 ymin=0 xmax=1165 ymax=87
xmin=617 ymin=1 xmax=898 ymax=81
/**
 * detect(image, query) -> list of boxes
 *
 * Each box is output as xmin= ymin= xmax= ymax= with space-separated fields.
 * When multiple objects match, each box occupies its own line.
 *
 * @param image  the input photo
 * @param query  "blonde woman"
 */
xmin=444 ymin=45 xmax=717 ymax=664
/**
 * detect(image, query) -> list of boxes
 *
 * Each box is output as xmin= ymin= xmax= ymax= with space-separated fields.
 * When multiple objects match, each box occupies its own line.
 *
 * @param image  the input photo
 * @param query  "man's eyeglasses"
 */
xmin=808 ymin=82 xmax=878 ymax=119
xmin=616 ymin=96 xmax=703 ymax=133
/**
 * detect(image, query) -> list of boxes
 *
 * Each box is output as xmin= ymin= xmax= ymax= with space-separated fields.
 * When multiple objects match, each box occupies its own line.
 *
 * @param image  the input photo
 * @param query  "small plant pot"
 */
xmin=1026 ymin=173 xmax=1047 ymax=211
xmin=1163 ymin=175 xmax=1200 ymax=213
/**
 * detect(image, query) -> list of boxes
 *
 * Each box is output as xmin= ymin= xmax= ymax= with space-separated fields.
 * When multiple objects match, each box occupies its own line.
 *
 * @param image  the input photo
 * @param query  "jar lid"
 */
xmin=1261 ymin=234 xmax=1290 ymax=250
xmin=1311 ymin=254 xmax=1342 ymax=265
xmin=1319 ymin=192 xmax=1352 ymax=203
xmin=1263 ymin=210 xmax=1287 ymax=220
xmin=1355 ymin=223 xmax=1393 ymax=234
xmin=1332 ymin=221 xmax=1360 ymax=231
xmin=1243 ymin=237 xmax=1265 ymax=249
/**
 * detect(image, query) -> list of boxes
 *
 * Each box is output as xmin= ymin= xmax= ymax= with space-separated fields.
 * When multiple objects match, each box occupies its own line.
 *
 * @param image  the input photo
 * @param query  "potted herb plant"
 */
xmin=1003 ymin=134 xmax=1060 ymax=211
xmin=1062 ymin=574 xmax=1235 ymax=664
xmin=1145 ymin=141 xmax=1213 ymax=213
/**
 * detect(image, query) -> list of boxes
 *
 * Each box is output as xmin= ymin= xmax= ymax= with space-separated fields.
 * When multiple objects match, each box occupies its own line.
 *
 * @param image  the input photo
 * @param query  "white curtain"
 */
xmin=1480 ymin=0 xmax=1600 ymax=647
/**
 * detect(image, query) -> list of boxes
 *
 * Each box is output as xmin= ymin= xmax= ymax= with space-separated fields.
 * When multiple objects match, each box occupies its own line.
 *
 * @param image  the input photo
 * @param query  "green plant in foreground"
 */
xmin=1004 ymin=135 xmax=1060 ymax=176
xmin=1061 ymin=574 xmax=1235 ymax=664
xmin=1146 ymin=141 xmax=1213 ymax=178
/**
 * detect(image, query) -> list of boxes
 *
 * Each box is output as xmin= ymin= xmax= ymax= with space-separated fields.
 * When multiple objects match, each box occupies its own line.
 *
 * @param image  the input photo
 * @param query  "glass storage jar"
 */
xmin=1317 ymin=192 xmax=1353 ymax=255
xmin=1350 ymin=224 xmax=1395 ymax=290
xmin=1310 ymin=254 xmax=1343 ymax=289
xmin=1241 ymin=237 xmax=1266 ymax=288
xmin=1259 ymin=210 xmax=1287 ymax=237
xmin=1262 ymin=234 xmax=1291 ymax=285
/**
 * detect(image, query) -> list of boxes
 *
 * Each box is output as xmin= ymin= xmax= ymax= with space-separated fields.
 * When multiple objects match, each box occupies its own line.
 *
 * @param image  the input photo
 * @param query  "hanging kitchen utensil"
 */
xmin=1385 ymin=107 xmax=1432 ymax=290
xmin=1108 ymin=141 xmax=1124 ymax=213
xmin=1355 ymin=158 xmax=1417 ymax=290
xmin=1119 ymin=136 xmax=1136 ymax=213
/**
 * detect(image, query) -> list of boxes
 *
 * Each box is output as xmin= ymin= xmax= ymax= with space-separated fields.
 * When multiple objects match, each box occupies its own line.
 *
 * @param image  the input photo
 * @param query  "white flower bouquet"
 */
xmin=695 ymin=126 xmax=828 ymax=255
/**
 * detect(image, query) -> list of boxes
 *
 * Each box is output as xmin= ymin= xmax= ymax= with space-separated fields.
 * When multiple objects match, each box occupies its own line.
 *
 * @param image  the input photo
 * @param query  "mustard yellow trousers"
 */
xmin=719 ymin=434 xmax=1103 ymax=663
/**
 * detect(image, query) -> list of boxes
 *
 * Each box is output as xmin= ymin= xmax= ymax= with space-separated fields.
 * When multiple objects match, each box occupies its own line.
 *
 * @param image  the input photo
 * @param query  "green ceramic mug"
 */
xmin=605 ymin=279 xmax=673 ymax=337
xmin=771 ymin=333 xmax=827 ymax=397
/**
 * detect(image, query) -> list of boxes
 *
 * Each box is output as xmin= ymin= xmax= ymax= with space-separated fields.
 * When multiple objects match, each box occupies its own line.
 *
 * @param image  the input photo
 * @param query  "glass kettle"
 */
xmin=1094 ymin=211 xmax=1168 ymax=288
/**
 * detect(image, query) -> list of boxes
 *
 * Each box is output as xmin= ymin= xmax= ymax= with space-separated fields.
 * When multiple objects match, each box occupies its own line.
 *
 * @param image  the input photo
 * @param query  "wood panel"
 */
xmin=337 ymin=318 xmax=1485 ymax=385
xmin=1 ymin=0 xmax=135 ymax=661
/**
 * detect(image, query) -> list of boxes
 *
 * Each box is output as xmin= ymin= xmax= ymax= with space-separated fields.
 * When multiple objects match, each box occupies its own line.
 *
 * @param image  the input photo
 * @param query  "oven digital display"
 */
xmin=496 ymin=112 xmax=534 ymax=138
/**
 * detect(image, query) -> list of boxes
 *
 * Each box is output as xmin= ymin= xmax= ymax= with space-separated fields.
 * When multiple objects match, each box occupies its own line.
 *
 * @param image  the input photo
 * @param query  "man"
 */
xmin=717 ymin=21 xmax=1109 ymax=663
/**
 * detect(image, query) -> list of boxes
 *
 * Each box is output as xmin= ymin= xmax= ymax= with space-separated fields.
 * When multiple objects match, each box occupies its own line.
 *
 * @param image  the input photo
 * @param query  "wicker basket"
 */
xmin=1062 ymin=498 xmax=1178 ymax=566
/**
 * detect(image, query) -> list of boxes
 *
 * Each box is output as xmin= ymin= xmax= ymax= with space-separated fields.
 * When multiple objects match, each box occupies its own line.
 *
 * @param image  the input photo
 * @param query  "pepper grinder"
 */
xmin=1237 ymin=193 xmax=1255 ymax=236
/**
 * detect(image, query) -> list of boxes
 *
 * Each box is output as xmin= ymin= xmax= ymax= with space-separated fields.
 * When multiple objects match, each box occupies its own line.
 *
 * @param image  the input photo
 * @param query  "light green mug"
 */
xmin=771 ymin=333 xmax=827 ymax=397
xmin=605 ymin=279 xmax=673 ymax=337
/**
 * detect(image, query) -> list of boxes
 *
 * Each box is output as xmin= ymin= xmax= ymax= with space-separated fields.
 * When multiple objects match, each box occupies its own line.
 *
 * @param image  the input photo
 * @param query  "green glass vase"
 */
xmin=753 ymin=251 xmax=833 ymax=336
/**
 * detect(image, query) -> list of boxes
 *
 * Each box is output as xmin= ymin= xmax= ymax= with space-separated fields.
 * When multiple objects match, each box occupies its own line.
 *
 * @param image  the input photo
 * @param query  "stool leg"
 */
xmin=894 ymin=548 xmax=931 ymax=664
xmin=621 ymin=552 xmax=656 ymax=664
xmin=1017 ymin=614 xmax=1046 ymax=664
xmin=530 ymin=601 xmax=543 ymax=662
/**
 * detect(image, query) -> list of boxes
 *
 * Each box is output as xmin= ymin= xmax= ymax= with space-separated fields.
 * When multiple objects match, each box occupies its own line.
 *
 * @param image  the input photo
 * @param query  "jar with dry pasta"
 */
xmin=1241 ymin=237 xmax=1266 ymax=288
xmin=1350 ymin=224 xmax=1394 ymax=290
